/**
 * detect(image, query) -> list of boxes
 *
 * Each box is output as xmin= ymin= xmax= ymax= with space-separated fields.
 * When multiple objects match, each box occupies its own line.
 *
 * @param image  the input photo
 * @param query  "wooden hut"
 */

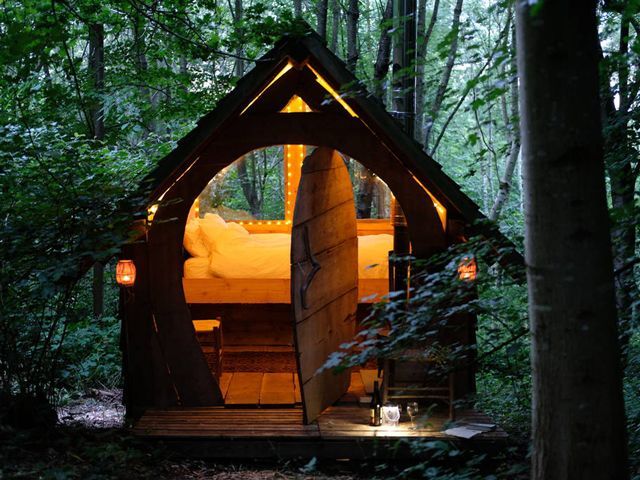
xmin=120 ymin=28 xmax=518 ymax=438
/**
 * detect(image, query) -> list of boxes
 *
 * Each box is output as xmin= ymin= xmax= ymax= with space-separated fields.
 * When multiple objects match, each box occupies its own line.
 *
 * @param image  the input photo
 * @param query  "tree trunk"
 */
xmin=317 ymin=0 xmax=328 ymax=40
xmin=516 ymin=2 xmax=628 ymax=479
xmin=233 ymin=0 xmax=245 ymax=78
xmin=294 ymin=0 xmax=302 ymax=17
xmin=601 ymin=17 xmax=638 ymax=366
xmin=330 ymin=0 xmax=340 ymax=53
xmin=356 ymin=166 xmax=375 ymax=218
xmin=131 ymin=16 xmax=158 ymax=135
xmin=391 ymin=0 xmax=417 ymax=137
xmin=415 ymin=0 xmax=440 ymax=140
xmin=373 ymin=0 xmax=394 ymax=101
xmin=346 ymin=0 xmax=359 ymax=72
xmin=489 ymin=19 xmax=520 ymax=222
xmin=236 ymin=156 xmax=261 ymax=216
xmin=89 ymin=22 xmax=105 ymax=319
xmin=423 ymin=0 xmax=463 ymax=148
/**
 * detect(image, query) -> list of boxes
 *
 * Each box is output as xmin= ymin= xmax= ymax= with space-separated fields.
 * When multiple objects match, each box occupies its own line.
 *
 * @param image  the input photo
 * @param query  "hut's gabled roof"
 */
xmin=142 ymin=25 xmax=523 ymax=274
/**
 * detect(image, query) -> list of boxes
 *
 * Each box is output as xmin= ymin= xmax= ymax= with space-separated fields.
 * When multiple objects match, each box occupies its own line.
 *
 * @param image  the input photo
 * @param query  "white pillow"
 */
xmin=198 ymin=215 xmax=230 ymax=249
xmin=226 ymin=222 xmax=249 ymax=237
xmin=183 ymin=220 xmax=209 ymax=257
xmin=203 ymin=213 xmax=227 ymax=226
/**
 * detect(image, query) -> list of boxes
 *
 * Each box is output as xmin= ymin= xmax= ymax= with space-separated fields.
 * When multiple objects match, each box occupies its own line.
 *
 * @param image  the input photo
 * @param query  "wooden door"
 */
xmin=291 ymin=147 xmax=358 ymax=424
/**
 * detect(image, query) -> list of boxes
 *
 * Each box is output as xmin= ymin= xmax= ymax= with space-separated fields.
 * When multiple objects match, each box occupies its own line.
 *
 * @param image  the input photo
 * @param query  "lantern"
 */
xmin=458 ymin=256 xmax=477 ymax=281
xmin=116 ymin=260 xmax=136 ymax=287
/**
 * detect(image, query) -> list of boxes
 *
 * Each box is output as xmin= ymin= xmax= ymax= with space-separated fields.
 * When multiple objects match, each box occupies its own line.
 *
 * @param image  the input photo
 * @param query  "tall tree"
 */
xmin=516 ymin=1 xmax=628 ymax=479
xmin=346 ymin=0 xmax=360 ymax=72
xmin=89 ymin=21 xmax=105 ymax=319
xmin=373 ymin=0 xmax=394 ymax=101
xmin=330 ymin=0 xmax=340 ymax=52
xmin=232 ymin=0 xmax=245 ymax=78
xmin=599 ymin=5 xmax=639 ymax=364
xmin=489 ymin=16 xmax=520 ymax=222
xmin=317 ymin=0 xmax=328 ymax=40
xmin=423 ymin=0 xmax=463 ymax=148
xmin=414 ymin=0 xmax=440 ymax=139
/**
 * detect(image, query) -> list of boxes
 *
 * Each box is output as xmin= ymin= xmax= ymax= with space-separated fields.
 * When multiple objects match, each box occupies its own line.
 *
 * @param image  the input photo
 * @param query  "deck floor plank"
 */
xmin=260 ymin=373 xmax=296 ymax=406
xmin=225 ymin=372 xmax=263 ymax=406
xmin=134 ymin=406 xmax=506 ymax=440
xmin=219 ymin=373 xmax=233 ymax=399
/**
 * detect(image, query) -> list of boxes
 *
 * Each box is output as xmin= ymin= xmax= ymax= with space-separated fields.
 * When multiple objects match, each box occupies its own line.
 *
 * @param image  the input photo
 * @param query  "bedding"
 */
xmin=183 ymin=214 xmax=392 ymax=279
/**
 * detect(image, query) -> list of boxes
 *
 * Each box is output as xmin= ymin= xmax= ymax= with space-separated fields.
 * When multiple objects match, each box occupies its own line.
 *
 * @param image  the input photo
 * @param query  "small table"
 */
xmin=193 ymin=319 xmax=223 ymax=379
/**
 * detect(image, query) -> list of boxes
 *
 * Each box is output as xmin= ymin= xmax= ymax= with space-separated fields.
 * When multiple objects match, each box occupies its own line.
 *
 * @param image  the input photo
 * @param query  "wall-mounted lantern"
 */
xmin=458 ymin=256 xmax=477 ymax=281
xmin=116 ymin=259 xmax=136 ymax=287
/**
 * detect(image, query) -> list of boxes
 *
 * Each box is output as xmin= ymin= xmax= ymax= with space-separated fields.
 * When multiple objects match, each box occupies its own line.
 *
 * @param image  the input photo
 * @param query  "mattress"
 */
xmin=183 ymin=214 xmax=392 ymax=280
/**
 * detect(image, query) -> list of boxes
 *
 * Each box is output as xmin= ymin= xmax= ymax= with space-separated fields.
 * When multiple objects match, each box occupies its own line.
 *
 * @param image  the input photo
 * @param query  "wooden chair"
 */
xmin=381 ymin=354 xmax=456 ymax=420
xmin=193 ymin=319 xmax=223 ymax=380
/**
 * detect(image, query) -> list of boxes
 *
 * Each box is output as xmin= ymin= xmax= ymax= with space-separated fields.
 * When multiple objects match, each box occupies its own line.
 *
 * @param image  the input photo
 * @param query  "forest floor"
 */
xmin=0 ymin=389 xmax=529 ymax=479
xmin=0 ymin=389 xmax=361 ymax=479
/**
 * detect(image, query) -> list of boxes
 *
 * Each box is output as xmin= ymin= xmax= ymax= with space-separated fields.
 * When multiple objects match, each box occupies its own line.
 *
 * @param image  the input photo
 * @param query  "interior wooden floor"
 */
xmin=221 ymin=368 xmax=379 ymax=407
xmin=219 ymin=347 xmax=377 ymax=408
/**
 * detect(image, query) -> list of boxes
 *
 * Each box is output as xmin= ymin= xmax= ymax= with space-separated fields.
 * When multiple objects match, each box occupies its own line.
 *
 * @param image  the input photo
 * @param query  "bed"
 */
xmin=182 ymin=213 xmax=392 ymax=304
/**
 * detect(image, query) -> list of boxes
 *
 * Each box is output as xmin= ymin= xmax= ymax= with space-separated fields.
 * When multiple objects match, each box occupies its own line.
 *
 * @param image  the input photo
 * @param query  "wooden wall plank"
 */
xmin=183 ymin=278 xmax=290 ymax=303
xmin=184 ymin=278 xmax=387 ymax=304
xmin=293 ymin=374 xmax=302 ymax=404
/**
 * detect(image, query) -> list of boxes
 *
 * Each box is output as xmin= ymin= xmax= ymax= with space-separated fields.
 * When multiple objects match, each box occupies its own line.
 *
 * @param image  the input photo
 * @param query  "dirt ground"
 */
xmin=57 ymin=388 xmax=126 ymax=429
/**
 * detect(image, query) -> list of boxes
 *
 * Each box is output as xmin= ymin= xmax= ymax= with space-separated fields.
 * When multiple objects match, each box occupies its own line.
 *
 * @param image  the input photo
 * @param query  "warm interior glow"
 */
xmin=411 ymin=175 xmax=447 ymax=229
xmin=282 ymin=95 xmax=311 ymax=114
xmin=458 ymin=257 xmax=477 ymax=281
xmin=116 ymin=260 xmax=137 ymax=287
xmin=239 ymin=60 xmax=358 ymax=119
xmin=147 ymin=204 xmax=158 ymax=223
xmin=240 ymin=62 xmax=294 ymax=115
xmin=149 ymin=155 xmax=201 ymax=224
xmin=305 ymin=64 xmax=359 ymax=118
xmin=279 ymin=96 xmax=311 ymax=223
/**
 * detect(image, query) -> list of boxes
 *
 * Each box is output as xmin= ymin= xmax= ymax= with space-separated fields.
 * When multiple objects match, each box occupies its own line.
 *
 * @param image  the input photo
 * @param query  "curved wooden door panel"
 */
xmin=291 ymin=147 xmax=358 ymax=424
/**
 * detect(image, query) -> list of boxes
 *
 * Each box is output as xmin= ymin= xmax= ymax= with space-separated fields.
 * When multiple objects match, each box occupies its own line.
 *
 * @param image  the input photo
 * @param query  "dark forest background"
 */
xmin=0 ymin=0 xmax=638 ymax=478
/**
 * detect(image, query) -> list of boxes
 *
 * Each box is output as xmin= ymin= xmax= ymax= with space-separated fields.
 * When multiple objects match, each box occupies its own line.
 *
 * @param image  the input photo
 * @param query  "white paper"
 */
xmin=443 ymin=427 xmax=482 ymax=439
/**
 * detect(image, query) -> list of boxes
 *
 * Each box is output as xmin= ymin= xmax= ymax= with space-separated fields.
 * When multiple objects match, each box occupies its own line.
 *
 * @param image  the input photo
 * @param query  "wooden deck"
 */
xmin=132 ymin=406 xmax=508 ymax=459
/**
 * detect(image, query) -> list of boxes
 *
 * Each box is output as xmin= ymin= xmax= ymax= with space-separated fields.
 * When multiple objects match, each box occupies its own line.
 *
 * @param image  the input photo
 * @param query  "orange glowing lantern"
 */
xmin=116 ymin=260 xmax=136 ymax=287
xmin=458 ymin=257 xmax=477 ymax=281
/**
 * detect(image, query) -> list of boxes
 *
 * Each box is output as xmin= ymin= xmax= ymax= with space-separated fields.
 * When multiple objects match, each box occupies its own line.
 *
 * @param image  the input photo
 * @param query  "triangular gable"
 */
xmin=141 ymin=26 xmax=523 ymax=275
